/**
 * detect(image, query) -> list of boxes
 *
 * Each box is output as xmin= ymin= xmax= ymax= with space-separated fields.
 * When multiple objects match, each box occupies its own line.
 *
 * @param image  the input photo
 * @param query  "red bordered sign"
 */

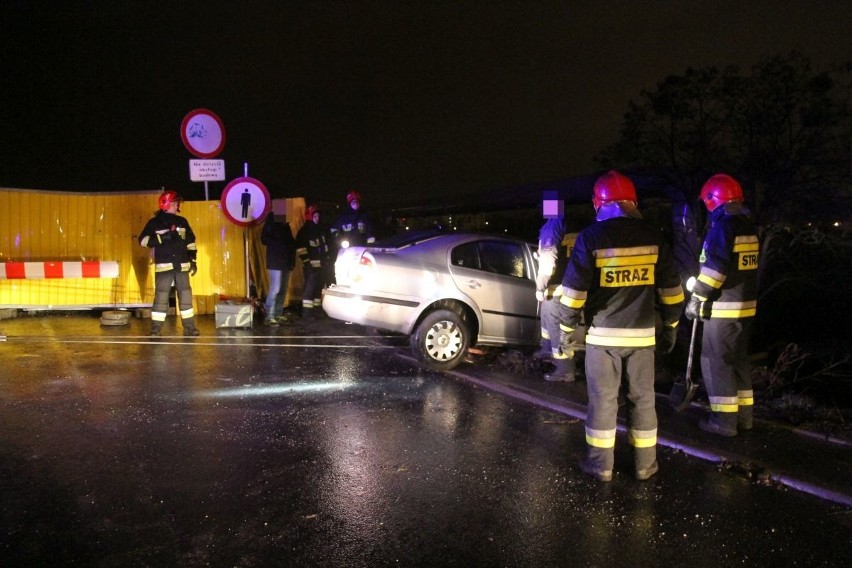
xmin=180 ymin=108 xmax=226 ymax=158
xmin=220 ymin=177 xmax=271 ymax=227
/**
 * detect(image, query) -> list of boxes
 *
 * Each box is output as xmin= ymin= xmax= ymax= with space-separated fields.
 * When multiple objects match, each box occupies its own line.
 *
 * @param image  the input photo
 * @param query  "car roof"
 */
xmin=372 ymin=229 xmax=530 ymax=249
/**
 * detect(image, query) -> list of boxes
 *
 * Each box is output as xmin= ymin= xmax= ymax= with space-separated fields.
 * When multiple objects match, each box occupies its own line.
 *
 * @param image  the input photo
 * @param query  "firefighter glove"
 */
xmin=657 ymin=326 xmax=677 ymax=354
xmin=685 ymin=295 xmax=710 ymax=321
xmin=189 ymin=260 xmax=197 ymax=276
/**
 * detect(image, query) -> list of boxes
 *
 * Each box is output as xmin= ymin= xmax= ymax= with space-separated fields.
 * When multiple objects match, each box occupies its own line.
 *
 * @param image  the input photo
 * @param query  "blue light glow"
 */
xmin=198 ymin=381 xmax=357 ymax=399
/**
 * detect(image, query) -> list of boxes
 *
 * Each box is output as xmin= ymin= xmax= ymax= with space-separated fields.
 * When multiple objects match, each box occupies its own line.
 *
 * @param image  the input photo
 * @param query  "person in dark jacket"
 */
xmin=295 ymin=205 xmax=329 ymax=318
xmin=686 ymin=173 xmax=759 ymax=437
xmin=138 ymin=190 xmax=200 ymax=336
xmin=261 ymin=212 xmax=296 ymax=326
xmin=558 ymin=171 xmax=683 ymax=482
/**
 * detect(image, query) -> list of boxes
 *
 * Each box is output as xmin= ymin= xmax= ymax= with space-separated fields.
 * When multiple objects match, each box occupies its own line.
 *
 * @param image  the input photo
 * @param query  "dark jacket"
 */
xmin=261 ymin=215 xmax=296 ymax=271
xmin=139 ymin=210 xmax=197 ymax=272
xmin=330 ymin=208 xmax=374 ymax=247
xmin=692 ymin=202 xmax=759 ymax=319
xmin=296 ymin=221 xmax=329 ymax=268
xmin=558 ymin=203 xmax=684 ymax=349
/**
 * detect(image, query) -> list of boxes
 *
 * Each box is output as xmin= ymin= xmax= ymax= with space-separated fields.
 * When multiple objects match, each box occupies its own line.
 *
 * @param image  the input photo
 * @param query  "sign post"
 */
xmin=220 ymin=172 xmax=271 ymax=297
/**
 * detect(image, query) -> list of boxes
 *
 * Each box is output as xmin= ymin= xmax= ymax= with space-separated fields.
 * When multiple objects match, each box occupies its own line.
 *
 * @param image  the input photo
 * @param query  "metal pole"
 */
xmin=243 ymin=163 xmax=250 ymax=297
xmin=204 ymin=180 xmax=209 ymax=201
xmin=244 ymin=227 xmax=250 ymax=298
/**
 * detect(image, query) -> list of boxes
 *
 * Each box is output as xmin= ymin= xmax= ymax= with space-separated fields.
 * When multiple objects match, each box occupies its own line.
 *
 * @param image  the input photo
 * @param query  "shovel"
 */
xmin=669 ymin=318 xmax=700 ymax=412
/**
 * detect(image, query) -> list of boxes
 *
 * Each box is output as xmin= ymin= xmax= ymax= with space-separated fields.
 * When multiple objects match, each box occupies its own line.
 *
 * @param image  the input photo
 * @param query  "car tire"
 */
xmin=411 ymin=309 xmax=470 ymax=371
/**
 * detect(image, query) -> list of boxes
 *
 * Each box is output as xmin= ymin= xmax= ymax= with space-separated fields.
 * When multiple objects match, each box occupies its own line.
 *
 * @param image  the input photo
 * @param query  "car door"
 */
xmin=448 ymin=239 xmax=539 ymax=344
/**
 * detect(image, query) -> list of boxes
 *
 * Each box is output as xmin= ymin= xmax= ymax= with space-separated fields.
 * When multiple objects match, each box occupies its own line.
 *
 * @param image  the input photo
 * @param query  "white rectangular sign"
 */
xmin=189 ymin=159 xmax=225 ymax=181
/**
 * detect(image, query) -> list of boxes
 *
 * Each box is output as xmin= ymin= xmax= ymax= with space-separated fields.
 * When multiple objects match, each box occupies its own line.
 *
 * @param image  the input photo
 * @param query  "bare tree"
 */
xmin=599 ymin=52 xmax=852 ymax=223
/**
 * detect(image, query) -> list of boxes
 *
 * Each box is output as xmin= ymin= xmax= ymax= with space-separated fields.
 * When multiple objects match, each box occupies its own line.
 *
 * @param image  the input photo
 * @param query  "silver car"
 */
xmin=322 ymin=230 xmax=541 ymax=370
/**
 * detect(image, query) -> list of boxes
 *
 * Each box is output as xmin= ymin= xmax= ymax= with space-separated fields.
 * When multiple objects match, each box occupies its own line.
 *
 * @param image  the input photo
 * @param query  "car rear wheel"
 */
xmin=411 ymin=309 xmax=470 ymax=371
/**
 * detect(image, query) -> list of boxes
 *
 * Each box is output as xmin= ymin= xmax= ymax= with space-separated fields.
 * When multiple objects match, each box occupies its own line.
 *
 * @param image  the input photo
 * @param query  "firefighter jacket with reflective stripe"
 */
xmin=693 ymin=202 xmax=759 ymax=319
xmin=330 ymin=209 xmax=375 ymax=247
xmin=296 ymin=221 xmax=329 ymax=268
xmin=559 ymin=204 xmax=684 ymax=348
xmin=138 ymin=211 xmax=197 ymax=272
xmin=537 ymin=218 xmax=580 ymax=295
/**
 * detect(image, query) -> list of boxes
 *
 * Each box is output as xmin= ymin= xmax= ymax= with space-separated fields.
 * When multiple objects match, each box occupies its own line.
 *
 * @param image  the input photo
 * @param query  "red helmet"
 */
xmin=700 ymin=174 xmax=744 ymax=211
xmin=593 ymin=170 xmax=636 ymax=209
xmin=304 ymin=204 xmax=320 ymax=221
xmin=346 ymin=190 xmax=362 ymax=205
xmin=158 ymin=190 xmax=183 ymax=211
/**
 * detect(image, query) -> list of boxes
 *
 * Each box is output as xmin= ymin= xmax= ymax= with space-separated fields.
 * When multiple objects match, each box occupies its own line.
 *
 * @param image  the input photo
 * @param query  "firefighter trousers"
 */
xmin=584 ymin=346 xmax=657 ymax=472
xmin=152 ymin=269 xmax=194 ymax=322
xmin=301 ymin=265 xmax=323 ymax=309
xmin=541 ymin=296 xmax=582 ymax=360
xmin=699 ymin=318 xmax=754 ymax=426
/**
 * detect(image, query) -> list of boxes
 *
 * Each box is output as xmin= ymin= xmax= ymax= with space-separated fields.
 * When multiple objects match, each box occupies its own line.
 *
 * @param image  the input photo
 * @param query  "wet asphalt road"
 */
xmin=1 ymin=313 xmax=850 ymax=567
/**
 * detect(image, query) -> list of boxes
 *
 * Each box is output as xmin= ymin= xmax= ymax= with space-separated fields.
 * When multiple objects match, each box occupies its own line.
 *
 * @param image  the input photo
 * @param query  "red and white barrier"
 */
xmin=0 ymin=261 xmax=119 ymax=280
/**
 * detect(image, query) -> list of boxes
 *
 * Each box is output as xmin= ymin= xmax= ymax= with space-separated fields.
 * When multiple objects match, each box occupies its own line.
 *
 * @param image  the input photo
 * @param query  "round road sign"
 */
xmin=181 ymin=108 xmax=226 ymax=158
xmin=220 ymin=177 xmax=271 ymax=227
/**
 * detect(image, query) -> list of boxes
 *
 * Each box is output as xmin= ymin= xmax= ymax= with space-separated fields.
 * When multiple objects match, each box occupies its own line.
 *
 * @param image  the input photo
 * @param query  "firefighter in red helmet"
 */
xmin=558 ymin=171 xmax=683 ymax=481
xmin=138 ymin=190 xmax=200 ymax=336
xmin=330 ymin=190 xmax=375 ymax=249
xmin=686 ymin=173 xmax=759 ymax=437
xmin=296 ymin=205 xmax=329 ymax=318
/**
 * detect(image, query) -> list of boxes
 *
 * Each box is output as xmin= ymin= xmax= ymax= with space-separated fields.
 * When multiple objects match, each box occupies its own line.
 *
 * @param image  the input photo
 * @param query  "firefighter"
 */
xmin=535 ymin=191 xmax=581 ymax=381
xmin=330 ymin=190 xmax=375 ymax=249
xmin=296 ymin=205 xmax=329 ymax=318
xmin=558 ymin=171 xmax=683 ymax=481
xmin=139 ymin=190 xmax=200 ymax=336
xmin=686 ymin=173 xmax=759 ymax=437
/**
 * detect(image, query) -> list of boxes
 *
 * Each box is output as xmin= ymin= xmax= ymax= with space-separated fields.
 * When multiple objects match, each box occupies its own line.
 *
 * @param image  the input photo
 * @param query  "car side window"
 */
xmin=478 ymin=241 xmax=527 ymax=278
xmin=451 ymin=242 xmax=481 ymax=269
xmin=452 ymin=240 xmax=527 ymax=278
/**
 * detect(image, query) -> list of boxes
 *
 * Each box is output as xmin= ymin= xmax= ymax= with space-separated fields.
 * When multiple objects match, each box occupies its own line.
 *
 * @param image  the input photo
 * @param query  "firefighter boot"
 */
xmin=699 ymin=412 xmax=738 ymax=437
xmin=635 ymin=447 xmax=658 ymax=481
xmin=738 ymin=406 xmax=754 ymax=431
xmin=182 ymin=317 xmax=201 ymax=337
xmin=533 ymin=339 xmax=552 ymax=360
xmin=636 ymin=461 xmax=659 ymax=481
xmin=544 ymin=357 xmax=575 ymax=382
xmin=150 ymin=321 xmax=163 ymax=336
xmin=580 ymin=450 xmax=613 ymax=482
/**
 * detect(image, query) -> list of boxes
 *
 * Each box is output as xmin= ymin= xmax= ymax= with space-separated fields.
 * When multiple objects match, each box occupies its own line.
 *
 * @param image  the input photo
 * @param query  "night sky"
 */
xmin=2 ymin=1 xmax=851 ymax=206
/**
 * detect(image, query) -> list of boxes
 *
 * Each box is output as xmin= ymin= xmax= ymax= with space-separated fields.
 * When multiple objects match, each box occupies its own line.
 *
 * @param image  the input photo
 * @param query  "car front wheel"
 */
xmin=411 ymin=309 xmax=471 ymax=371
